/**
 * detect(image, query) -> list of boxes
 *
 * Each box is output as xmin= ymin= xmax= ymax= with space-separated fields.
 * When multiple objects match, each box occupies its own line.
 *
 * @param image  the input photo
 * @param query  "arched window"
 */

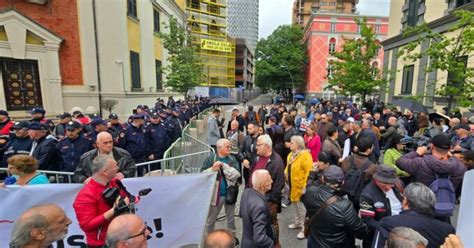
xmin=329 ymin=38 xmax=336 ymax=53
xmin=372 ymin=61 xmax=379 ymax=76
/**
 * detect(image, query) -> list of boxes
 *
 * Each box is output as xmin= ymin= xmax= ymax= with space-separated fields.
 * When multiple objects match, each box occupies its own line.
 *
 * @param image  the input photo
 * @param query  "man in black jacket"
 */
xmin=28 ymin=123 xmax=58 ymax=171
xmin=242 ymin=122 xmax=260 ymax=185
xmin=240 ymin=169 xmax=275 ymax=248
xmin=250 ymin=134 xmax=285 ymax=248
xmin=73 ymin=131 xmax=136 ymax=183
xmin=372 ymin=182 xmax=455 ymax=248
xmin=302 ymin=165 xmax=368 ymax=248
xmin=359 ymin=165 xmax=404 ymax=248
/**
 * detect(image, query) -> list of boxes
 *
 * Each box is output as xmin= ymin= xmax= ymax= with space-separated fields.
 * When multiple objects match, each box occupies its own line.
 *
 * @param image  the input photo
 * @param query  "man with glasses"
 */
xmin=106 ymin=214 xmax=150 ymax=248
xmin=201 ymin=138 xmax=240 ymax=243
xmin=57 ymin=121 xmax=93 ymax=175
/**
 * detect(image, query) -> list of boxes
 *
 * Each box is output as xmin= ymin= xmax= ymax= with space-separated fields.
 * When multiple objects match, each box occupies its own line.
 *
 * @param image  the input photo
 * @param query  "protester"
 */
xmin=304 ymin=124 xmax=321 ymax=163
xmin=306 ymin=151 xmax=332 ymax=187
xmin=359 ymin=165 xmax=404 ymax=248
xmin=73 ymin=155 xmax=129 ymax=247
xmin=240 ymin=169 xmax=275 ymax=247
xmin=244 ymin=105 xmax=260 ymax=129
xmin=9 ymin=204 xmax=72 ymax=248
xmin=201 ymin=139 xmax=241 ymax=239
xmin=316 ymin=113 xmax=334 ymax=141
xmin=286 ymin=135 xmax=313 ymax=239
xmin=228 ymin=108 xmax=245 ymax=133
xmin=226 ymin=120 xmax=244 ymax=173
xmin=360 ymin=119 xmax=381 ymax=163
xmin=441 ymin=235 xmax=465 ymax=248
xmin=451 ymin=124 xmax=474 ymax=152
xmin=1 ymin=155 xmax=49 ymax=186
xmin=380 ymin=117 xmax=400 ymax=149
xmin=204 ymin=229 xmax=236 ymax=248
xmin=257 ymin=104 xmax=268 ymax=127
xmin=383 ymin=134 xmax=410 ymax=178
xmin=106 ymin=214 xmax=150 ymax=248
xmin=249 ymin=134 xmax=285 ymax=247
xmin=241 ymin=122 xmax=260 ymax=185
xmin=322 ymin=125 xmax=342 ymax=165
xmin=302 ymin=165 xmax=368 ymax=248
xmin=385 ymin=227 xmax=428 ymax=248
xmin=207 ymin=108 xmax=222 ymax=150
xmin=73 ymin=131 xmax=136 ymax=183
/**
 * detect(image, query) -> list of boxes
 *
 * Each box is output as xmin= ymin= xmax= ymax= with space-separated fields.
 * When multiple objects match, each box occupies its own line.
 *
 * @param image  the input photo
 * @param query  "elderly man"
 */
xmin=73 ymin=131 xmax=136 ymax=183
xmin=9 ymin=204 xmax=72 ymax=248
xmin=207 ymin=108 xmax=222 ymax=150
xmin=74 ymin=155 xmax=129 ymax=247
xmin=373 ymin=183 xmax=455 ymax=248
xmin=360 ymin=119 xmax=381 ymax=163
xmin=201 ymin=139 xmax=241 ymax=239
xmin=240 ymin=169 xmax=275 ymax=247
xmin=248 ymin=134 xmax=285 ymax=247
xmin=28 ymin=122 xmax=59 ymax=171
xmin=386 ymin=227 xmax=428 ymax=248
xmin=204 ymin=229 xmax=236 ymax=248
xmin=380 ymin=117 xmax=400 ymax=148
xmin=451 ymin=124 xmax=474 ymax=152
xmin=106 ymin=214 xmax=150 ymax=248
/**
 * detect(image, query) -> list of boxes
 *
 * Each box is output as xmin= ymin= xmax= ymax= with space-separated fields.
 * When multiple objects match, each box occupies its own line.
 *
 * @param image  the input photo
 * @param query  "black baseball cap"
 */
xmin=12 ymin=121 xmax=30 ymax=129
xmin=66 ymin=121 xmax=81 ymax=130
xmin=28 ymin=122 xmax=48 ymax=131
xmin=108 ymin=113 xmax=119 ymax=120
xmin=431 ymin=134 xmax=452 ymax=150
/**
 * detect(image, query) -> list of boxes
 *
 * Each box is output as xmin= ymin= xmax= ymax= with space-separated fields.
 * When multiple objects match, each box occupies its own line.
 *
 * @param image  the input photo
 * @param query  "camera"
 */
xmin=401 ymin=136 xmax=431 ymax=153
xmin=102 ymin=180 xmax=152 ymax=215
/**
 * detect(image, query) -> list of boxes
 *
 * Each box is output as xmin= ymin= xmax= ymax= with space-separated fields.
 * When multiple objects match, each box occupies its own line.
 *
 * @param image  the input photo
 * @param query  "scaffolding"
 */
xmin=186 ymin=0 xmax=235 ymax=88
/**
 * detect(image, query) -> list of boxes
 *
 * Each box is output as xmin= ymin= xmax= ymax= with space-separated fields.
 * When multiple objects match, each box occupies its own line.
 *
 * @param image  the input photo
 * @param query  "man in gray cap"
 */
xmin=302 ymin=165 xmax=367 ymax=247
xmin=359 ymin=165 xmax=404 ymax=248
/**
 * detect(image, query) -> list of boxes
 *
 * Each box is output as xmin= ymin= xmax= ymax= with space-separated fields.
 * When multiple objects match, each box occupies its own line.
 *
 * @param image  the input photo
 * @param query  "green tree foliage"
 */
xmin=327 ymin=18 xmax=387 ymax=101
xmin=255 ymin=25 xmax=307 ymax=95
xmin=158 ymin=17 xmax=203 ymax=96
xmin=398 ymin=10 xmax=474 ymax=113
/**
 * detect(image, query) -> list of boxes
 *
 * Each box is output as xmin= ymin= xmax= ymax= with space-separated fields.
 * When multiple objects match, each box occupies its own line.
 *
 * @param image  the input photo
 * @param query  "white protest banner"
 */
xmin=457 ymin=170 xmax=474 ymax=248
xmin=0 ymin=172 xmax=216 ymax=248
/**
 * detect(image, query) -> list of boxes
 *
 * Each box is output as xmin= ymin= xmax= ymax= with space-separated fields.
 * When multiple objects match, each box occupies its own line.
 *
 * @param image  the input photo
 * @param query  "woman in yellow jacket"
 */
xmin=286 ymin=135 xmax=313 ymax=240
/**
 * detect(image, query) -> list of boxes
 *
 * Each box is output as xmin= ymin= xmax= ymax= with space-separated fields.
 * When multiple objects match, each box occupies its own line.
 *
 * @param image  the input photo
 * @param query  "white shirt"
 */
xmin=386 ymin=189 xmax=402 ymax=215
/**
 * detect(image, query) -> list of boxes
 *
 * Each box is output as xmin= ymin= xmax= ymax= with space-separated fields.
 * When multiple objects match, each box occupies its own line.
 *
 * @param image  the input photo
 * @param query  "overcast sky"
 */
xmin=258 ymin=0 xmax=390 ymax=39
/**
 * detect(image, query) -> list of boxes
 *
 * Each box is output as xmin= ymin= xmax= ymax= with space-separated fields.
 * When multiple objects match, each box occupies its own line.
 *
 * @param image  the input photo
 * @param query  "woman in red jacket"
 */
xmin=304 ymin=124 xmax=321 ymax=163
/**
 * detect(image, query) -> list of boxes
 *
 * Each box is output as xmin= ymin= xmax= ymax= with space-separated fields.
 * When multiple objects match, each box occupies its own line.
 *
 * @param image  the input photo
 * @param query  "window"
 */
xmin=130 ymin=51 xmax=141 ymax=89
xmin=447 ymin=56 xmax=468 ymax=87
xmin=372 ymin=61 xmax=379 ymax=76
xmin=330 ymin=23 xmax=336 ymax=32
xmin=401 ymin=65 xmax=414 ymax=94
xmin=329 ymin=38 xmax=336 ymax=53
xmin=155 ymin=60 xmax=163 ymax=90
xmin=190 ymin=0 xmax=200 ymax=9
xmin=153 ymin=9 xmax=160 ymax=33
xmin=406 ymin=0 xmax=420 ymax=27
xmin=455 ymin=0 xmax=472 ymax=7
xmin=375 ymin=24 xmax=381 ymax=34
xmin=127 ymin=0 xmax=138 ymax=19
xmin=327 ymin=63 xmax=334 ymax=79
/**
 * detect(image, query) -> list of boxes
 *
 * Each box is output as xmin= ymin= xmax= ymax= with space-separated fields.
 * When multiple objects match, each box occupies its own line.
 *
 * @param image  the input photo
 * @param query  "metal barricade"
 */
xmin=0 ymin=167 xmax=74 ymax=183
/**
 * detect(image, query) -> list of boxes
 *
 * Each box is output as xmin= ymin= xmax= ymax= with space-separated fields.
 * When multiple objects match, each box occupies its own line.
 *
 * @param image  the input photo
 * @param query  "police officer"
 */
xmin=108 ymin=113 xmax=126 ymax=141
xmin=30 ymin=107 xmax=55 ymax=131
xmin=87 ymin=118 xmax=109 ymax=144
xmin=167 ymin=107 xmax=183 ymax=142
xmin=145 ymin=112 xmax=169 ymax=171
xmin=56 ymin=121 xmax=93 ymax=174
xmin=54 ymin=112 xmax=72 ymax=139
xmin=1 ymin=121 xmax=32 ymax=167
xmin=118 ymin=113 xmax=147 ymax=175
xmin=28 ymin=122 xmax=59 ymax=171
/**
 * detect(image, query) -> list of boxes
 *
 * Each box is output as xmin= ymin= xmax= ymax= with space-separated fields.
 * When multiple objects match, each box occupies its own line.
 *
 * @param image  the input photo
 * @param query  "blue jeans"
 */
xmin=307 ymin=234 xmax=316 ymax=248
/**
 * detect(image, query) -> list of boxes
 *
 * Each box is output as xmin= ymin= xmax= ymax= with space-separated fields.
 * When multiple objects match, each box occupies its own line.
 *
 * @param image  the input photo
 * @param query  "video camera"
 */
xmin=401 ymin=136 xmax=431 ymax=153
xmin=102 ymin=180 xmax=152 ymax=215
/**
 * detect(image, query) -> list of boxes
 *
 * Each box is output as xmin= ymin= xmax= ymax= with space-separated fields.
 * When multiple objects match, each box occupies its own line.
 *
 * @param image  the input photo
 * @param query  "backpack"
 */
xmin=247 ymin=111 xmax=256 ymax=122
xmin=429 ymin=174 xmax=456 ymax=217
xmin=341 ymin=156 xmax=371 ymax=205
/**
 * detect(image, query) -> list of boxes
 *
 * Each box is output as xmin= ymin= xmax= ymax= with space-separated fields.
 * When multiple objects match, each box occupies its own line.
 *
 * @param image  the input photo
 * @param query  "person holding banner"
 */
xmin=73 ymin=155 xmax=129 ymax=248
xmin=201 ymin=138 xmax=241 ymax=242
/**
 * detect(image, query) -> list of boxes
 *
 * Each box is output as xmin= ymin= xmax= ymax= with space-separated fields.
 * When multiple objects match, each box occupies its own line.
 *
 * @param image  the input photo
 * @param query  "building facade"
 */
xmin=186 ymin=0 xmax=235 ymax=89
xmin=0 ymin=0 xmax=185 ymax=118
xmin=227 ymin=0 xmax=259 ymax=52
xmin=234 ymin=38 xmax=254 ymax=89
xmin=303 ymin=13 xmax=388 ymax=97
xmin=381 ymin=0 xmax=473 ymax=113
xmin=292 ymin=0 xmax=357 ymax=28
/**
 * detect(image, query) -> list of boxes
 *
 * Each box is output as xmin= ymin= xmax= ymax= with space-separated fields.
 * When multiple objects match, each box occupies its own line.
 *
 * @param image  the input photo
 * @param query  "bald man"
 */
xmin=10 ymin=204 xmax=72 ymax=248
xmin=106 ymin=214 xmax=150 ymax=248
xmin=240 ymin=169 xmax=275 ymax=247
xmin=73 ymin=131 xmax=136 ymax=183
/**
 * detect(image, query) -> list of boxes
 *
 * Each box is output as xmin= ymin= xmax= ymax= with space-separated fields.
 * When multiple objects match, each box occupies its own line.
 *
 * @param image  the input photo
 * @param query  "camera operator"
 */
xmin=73 ymin=155 xmax=129 ymax=248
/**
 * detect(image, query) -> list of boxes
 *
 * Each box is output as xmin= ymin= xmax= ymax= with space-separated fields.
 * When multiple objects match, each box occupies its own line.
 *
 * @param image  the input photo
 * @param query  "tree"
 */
xmin=327 ymin=18 xmax=387 ymax=101
xmin=398 ymin=10 xmax=474 ymax=114
xmin=101 ymin=99 xmax=118 ymax=114
xmin=158 ymin=17 xmax=203 ymax=96
xmin=255 ymin=25 xmax=307 ymax=96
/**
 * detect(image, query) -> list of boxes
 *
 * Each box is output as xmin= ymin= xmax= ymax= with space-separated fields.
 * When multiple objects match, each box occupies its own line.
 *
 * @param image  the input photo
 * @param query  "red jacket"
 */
xmin=0 ymin=120 xmax=13 ymax=135
xmin=73 ymin=178 xmax=124 ymax=246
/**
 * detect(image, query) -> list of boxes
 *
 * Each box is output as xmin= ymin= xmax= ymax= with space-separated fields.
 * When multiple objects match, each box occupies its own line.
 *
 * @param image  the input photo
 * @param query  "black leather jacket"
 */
xmin=302 ymin=184 xmax=368 ymax=248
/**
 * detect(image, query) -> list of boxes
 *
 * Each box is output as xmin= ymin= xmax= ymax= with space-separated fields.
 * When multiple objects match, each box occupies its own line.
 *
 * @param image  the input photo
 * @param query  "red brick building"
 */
xmin=303 ymin=13 xmax=388 ymax=96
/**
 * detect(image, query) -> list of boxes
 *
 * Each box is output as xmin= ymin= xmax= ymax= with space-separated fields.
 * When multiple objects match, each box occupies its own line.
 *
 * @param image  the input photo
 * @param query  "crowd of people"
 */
xmin=203 ymin=98 xmax=473 ymax=248
xmin=0 ymin=96 xmax=212 ymax=183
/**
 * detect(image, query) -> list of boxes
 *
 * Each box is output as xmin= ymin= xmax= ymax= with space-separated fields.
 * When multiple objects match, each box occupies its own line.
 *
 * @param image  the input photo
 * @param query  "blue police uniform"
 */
xmin=167 ymin=115 xmax=182 ymax=142
xmin=1 ymin=135 xmax=32 ymax=167
xmin=146 ymin=122 xmax=169 ymax=171
xmin=118 ymin=124 xmax=147 ymax=164
xmin=57 ymin=135 xmax=92 ymax=172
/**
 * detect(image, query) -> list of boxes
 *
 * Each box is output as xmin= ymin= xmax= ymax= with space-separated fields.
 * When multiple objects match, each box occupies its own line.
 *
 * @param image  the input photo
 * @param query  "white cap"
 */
xmin=347 ymin=117 xmax=355 ymax=123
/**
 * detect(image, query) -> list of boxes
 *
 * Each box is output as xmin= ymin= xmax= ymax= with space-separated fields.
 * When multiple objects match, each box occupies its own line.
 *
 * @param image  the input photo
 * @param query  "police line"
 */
xmin=0 ymin=173 xmax=216 ymax=248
